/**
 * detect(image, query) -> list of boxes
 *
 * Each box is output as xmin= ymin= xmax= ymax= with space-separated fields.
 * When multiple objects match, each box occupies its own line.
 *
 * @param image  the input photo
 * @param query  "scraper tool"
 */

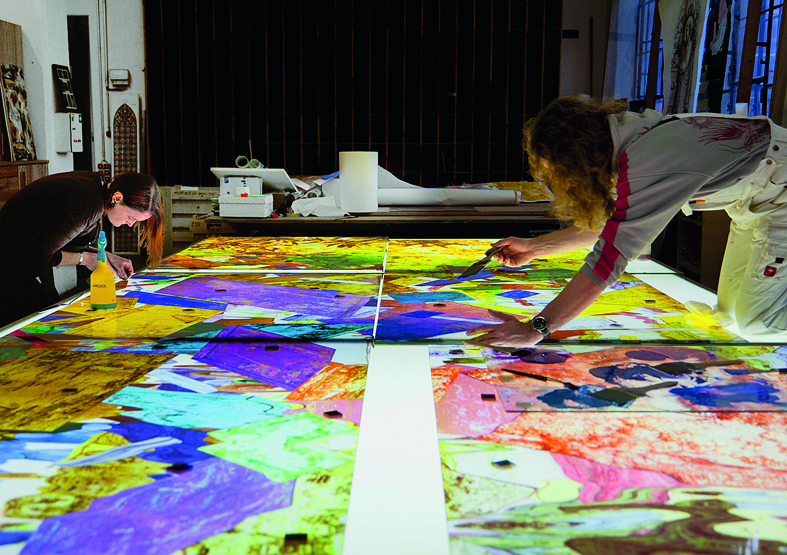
xmin=654 ymin=359 xmax=744 ymax=376
xmin=588 ymin=381 xmax=679 ymax=406
xmin=458 ymin=246 xmax=505 ymax=279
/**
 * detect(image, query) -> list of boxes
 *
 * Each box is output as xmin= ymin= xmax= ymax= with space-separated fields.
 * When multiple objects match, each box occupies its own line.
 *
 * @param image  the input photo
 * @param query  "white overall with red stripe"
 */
xmin=581 ymin=109 xmax=787 ymax=339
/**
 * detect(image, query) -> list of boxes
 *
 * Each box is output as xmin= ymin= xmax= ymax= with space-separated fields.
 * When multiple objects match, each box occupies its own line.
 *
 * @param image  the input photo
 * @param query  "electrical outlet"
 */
xmin=98 ymin=161 xmax=111 ymax=184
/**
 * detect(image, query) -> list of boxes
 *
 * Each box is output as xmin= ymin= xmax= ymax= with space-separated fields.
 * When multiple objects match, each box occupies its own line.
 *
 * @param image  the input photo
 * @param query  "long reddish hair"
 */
xmin=524 ymin=96 xmax=628 ymax=231
xmin=105 ymin=173 xmax=163 ymax=268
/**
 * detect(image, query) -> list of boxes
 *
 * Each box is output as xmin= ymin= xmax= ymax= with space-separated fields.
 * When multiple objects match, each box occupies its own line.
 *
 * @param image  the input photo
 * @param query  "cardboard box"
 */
xmin=220 ymin=176 xmax=263 ymax=196
xmin=218 ymin=194 xmax=274 ymax=217
xmin=241 ymin=177 xmax=263 ymax=194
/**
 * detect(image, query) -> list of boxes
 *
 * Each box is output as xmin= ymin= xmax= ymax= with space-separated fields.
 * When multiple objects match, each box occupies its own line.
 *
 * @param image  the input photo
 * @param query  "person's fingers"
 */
xmin=500 ymin=255 xmax=518 ymax=267
xmin=467 ymin=330 xmax=499 ymax=344
xmin=487 ymin=309 xmax=519 ymax=322
xmin=490 ymin=237 xmax=514 ymax=248
xmin=494 ymin=250 xmax=516 ymax=264
xmin=466 ymin=324 xmax=497 ymax=336
xmin=113 ymin=257 xmax=133 ymax=279
xmin=110 ymin=260 xmax=132 ymax=279
xmin=467 ymin=311 xmax=522 ymax=338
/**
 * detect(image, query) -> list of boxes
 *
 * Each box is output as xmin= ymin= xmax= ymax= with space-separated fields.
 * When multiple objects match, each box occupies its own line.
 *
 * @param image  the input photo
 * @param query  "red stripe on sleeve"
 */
xmin=595 ymin=151 xmax=630 ymax=282
xmin=594 ymin=239 xmax=623 ymax=282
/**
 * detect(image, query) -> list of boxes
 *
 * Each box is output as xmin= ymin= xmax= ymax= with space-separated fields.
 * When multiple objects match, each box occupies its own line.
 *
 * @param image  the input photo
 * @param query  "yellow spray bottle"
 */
xmin=90 ymin=230 xmax=117 ymax=309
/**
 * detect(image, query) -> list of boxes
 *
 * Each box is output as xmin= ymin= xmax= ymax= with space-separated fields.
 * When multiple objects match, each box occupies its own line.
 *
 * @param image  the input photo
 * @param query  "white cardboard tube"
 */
xmin=339 ymin=151 xmax=378 ymax=213
xmin=378 ymin=187 xmax=519 ymax=206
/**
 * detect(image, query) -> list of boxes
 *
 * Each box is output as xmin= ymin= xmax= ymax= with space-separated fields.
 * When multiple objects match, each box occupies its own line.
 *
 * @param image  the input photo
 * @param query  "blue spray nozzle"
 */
xmin=97 ymin=230 xmax=107 ymax=262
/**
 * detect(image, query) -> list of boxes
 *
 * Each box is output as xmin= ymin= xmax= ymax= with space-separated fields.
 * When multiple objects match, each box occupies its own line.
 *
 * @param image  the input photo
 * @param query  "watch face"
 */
xmin=532 ymin=316 xmax=548 ymax=331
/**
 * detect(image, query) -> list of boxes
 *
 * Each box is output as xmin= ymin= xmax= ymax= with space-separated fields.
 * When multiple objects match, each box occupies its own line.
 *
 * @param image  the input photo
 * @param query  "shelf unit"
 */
xmin=676 ymin=210 xmax=731 ymax=291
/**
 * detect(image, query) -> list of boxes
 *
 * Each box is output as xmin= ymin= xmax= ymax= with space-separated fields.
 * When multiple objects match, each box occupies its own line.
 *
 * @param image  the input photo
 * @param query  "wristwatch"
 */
xmin=78 ymin=252 xmax=84 ymax=266
xmin=530 ymin=315 xmax=550 ymax=339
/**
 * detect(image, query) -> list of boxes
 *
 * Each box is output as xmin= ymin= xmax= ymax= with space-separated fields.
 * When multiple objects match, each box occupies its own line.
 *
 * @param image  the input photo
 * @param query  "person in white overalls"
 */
xmin=713 ymin=118 xmax=787 ymax=339
xmin=467 ymin=95 xmax=787 ymax=346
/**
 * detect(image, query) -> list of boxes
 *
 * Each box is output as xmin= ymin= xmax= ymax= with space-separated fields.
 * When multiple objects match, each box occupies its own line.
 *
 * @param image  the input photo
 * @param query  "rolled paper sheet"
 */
xmin=235 ymin=155 xmax=249 ymax=168
xmin=339 ymin=151 xmax=378 ymax=213
xmin=735 ymin=103 xmax=749 ymax=116
xmin=248 ymin=158 xmax=263 ymax=168
xmin=377 ymin=187 xmax=520 ymax=206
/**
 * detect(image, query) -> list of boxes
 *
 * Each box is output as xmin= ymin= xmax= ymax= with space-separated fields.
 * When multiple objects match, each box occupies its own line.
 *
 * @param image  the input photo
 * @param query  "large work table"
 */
xmin=1 ymin=236 xmax=786 ymax=554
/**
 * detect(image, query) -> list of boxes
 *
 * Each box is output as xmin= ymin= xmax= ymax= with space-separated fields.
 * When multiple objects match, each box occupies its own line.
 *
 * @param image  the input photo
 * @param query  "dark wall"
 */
xmin=143 ymin=0 xmax=562 ymax=187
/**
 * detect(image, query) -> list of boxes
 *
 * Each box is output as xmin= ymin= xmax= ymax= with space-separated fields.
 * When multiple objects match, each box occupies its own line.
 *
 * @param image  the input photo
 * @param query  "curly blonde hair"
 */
xmin=524 ymin=96 xmax=628 ymax=231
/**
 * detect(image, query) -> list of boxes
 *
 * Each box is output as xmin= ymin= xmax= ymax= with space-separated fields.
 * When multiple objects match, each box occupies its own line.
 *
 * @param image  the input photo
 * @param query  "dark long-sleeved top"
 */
xmin=0 ymin=171 xmax=106 ymax=281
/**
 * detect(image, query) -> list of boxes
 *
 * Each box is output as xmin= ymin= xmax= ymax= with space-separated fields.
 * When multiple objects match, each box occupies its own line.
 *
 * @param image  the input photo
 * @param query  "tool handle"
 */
xmin=693 ymin=359 xmax=745 ymax=369
xmin=502 ymin=367 xmax=548 ymax=381
xmin=629 ymin=381 xmax=679 ymax=394
xmin=501 ymin=367 xmax=579 ymax=390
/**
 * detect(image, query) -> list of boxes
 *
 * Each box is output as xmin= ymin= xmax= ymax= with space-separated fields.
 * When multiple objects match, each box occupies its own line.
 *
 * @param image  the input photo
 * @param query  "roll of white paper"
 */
xmin=377 ymin=187 xmax=519 ymax=206
xmin=735 ymin=103 xmax=749 ymax=116
xmin=339 ymin=151 xmax=378 ymax=213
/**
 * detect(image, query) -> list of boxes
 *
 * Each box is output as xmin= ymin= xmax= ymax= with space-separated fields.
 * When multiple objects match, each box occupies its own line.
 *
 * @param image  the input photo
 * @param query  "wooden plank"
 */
xmin=645 ymin=1 xmax=662 ymax=109
xmin=172 ymin=215 xmax=195 ymax=228
xmin=0 ymin=174 xmax=19 ymax=207
xmin=770 ymin=6 xmax=787 ymax=125
xmin=173 ymin=231 xmax=196 ymax=243
xmin=161 ymin=185 xmax=173 ymax=256
xmin=0 ymin=162 xmax=46 ymax=210
xmin=172 ymin=200 xmax=214 ymax=214
xmin=737 ymin=0 xmax=763 ymax=105
xmin=0 ymin=20 xmax=22 ymax=165
xmin=25 ymin=161 xmax=48 ymax=183
xmin=171 ymin=187 xmax=219 ymax=199
xmin=162 ymin=186 xmax=220 ymax=255
xmin=0 ymin=20 xmax=23 ymax=67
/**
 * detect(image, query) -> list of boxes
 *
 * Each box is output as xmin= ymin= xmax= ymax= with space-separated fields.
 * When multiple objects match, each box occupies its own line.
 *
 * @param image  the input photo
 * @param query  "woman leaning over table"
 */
xmin=0 ymin=171 xmax=163 ymax=328
xmin=468 ymin=95 xmax=787 ymax=346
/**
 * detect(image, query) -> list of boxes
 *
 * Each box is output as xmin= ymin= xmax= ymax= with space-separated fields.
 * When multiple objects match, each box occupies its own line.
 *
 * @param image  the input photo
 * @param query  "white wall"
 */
xmin=70 ymin=0 xmax=146 ymax=171
xmin=0 ymin=0 xmax=145 ymax=174
xmin=0 ymin=0 xmax=69 ymax=173
xmin=560 ymin=0 xmax=613 ymax=98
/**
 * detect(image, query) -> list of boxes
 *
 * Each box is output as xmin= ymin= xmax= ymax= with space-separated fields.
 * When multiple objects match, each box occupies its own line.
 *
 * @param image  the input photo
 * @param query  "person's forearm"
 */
xmin=528 ymin=226 xmax=600 ymax=257
xmin=539 ymin=269 xmax=603 ymax=331
xmin=58 ymin=251 xmax=82 ymax=266
xmin=58 ymin=251 xmax=96 ymax=269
